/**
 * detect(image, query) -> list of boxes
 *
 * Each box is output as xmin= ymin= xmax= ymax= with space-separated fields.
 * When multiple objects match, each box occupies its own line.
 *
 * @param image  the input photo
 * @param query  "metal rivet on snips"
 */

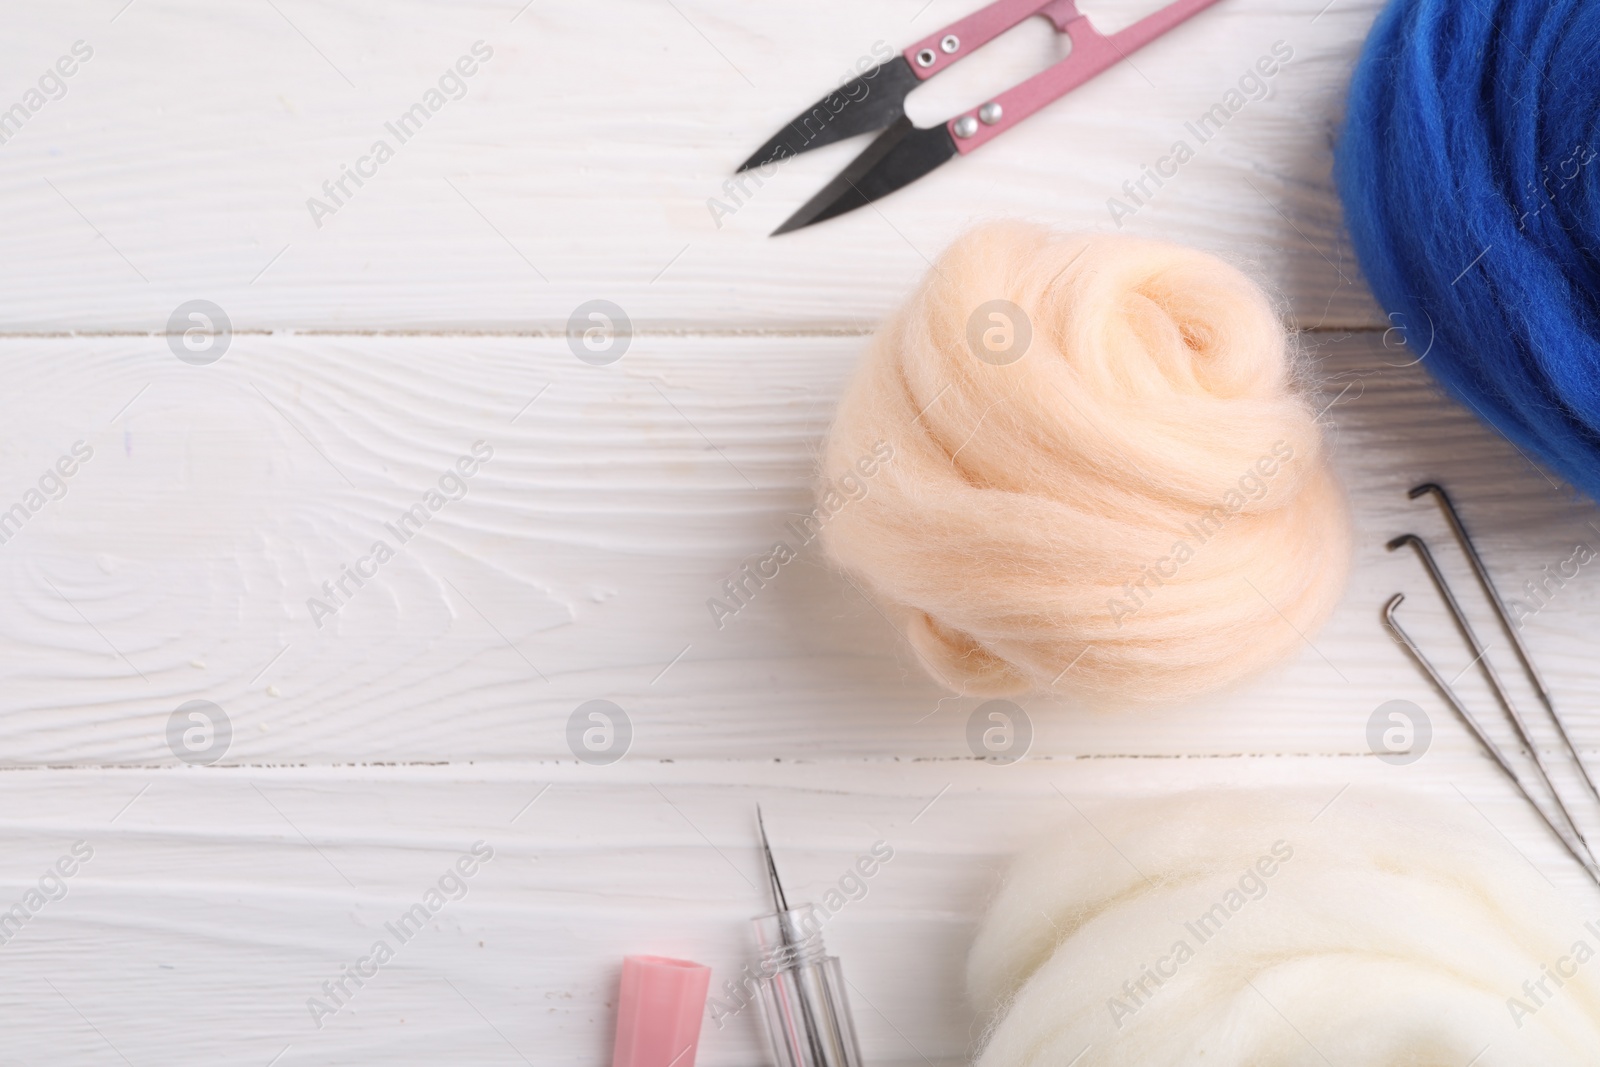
xmin=739 ymin=0 xmax=1228 ymax=235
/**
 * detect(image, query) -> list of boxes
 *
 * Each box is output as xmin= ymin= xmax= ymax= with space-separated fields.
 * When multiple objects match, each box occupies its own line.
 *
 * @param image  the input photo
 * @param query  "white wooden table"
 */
xmin=5 ymin=1 xmax=1600 ymax=1063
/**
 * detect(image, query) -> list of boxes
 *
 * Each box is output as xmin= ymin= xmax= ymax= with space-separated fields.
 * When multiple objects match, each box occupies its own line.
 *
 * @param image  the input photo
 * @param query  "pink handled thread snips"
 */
xmin=741 ymin=0 xmax=1226 ymax=235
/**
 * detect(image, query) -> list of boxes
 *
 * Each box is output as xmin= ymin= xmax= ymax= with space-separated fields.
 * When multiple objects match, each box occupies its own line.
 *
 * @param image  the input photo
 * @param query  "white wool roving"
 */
xmin=968 ymin=789 xmax=1600 ymax=1065
xmin=819 ymin=222 xmax=1350 ymax=706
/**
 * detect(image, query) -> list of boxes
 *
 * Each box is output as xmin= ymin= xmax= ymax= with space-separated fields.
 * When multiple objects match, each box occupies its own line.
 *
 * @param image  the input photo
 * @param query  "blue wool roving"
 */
xmin=1336 ymin=0 xmax=1600 ymax=496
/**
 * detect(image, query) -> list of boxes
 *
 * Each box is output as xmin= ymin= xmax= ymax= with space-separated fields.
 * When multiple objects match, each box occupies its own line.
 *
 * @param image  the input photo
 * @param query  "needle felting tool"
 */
xmin=1409 ymin=483 xmax=1600 ymax=811
xmin=742 ymin=0 xmax=1226 ymax=234
xmin=1383 ymin=484 xmax=1600 ymax=889
xmin=751 ymin=806 xmax=865 ymax=1067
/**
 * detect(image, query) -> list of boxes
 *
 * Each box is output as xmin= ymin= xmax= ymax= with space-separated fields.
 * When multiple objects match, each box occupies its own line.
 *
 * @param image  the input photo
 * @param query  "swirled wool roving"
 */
xmin=818 ymin=223 xmax=1350 ymax=705
xmin=1337 ymin=0 xmax=1600 ymax=498
xmin=968 ymin=790 xmax=1600 ymax=1066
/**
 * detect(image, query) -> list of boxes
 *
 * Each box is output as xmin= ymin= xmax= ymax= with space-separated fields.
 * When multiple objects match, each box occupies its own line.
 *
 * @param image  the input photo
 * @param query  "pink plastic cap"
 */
xmin=611 ymin=955 xmax=712 ymax=1067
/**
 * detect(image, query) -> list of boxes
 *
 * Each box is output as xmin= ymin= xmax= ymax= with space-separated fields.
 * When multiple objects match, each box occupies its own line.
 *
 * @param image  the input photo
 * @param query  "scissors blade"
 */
xmin=771 ymin=116 xmax=957 ymax=235
xmin=738 ymin=56 xmax=921 ymax=173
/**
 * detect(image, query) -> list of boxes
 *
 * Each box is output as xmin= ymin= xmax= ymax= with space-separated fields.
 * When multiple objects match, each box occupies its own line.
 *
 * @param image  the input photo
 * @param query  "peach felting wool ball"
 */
xmin=967 ymin=790 xmax=1600 ymax=1065
xmin=819 ymin=222 xmax=1350 ymax=705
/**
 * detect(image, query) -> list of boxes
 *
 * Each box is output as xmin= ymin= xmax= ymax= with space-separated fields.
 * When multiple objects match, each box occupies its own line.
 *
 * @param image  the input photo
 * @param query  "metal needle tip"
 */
xmin=1406 ymin=483 xmax=1600 ymax=811
xmin=756 ymin=804 xmax=789 ymax=913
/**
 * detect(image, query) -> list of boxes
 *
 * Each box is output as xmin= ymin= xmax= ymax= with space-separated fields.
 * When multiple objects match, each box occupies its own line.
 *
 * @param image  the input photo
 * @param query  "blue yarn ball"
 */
xmin=1336 ymin=0 xmax=1600 ymax=495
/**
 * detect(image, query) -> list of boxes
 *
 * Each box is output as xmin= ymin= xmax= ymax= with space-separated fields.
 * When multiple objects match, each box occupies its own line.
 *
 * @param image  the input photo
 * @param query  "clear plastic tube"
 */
xmin=752 ymin=905 xmax=864 ymax=1067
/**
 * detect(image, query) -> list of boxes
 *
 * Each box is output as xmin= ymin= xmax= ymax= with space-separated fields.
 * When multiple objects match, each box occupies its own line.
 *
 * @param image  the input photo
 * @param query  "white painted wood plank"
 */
xmin=9 ymin=5 xmax=1595 ymax=1063
xmin=3 ymin=331 xmax=1599 ymax=766
xmin=0 ymin=760 xmax=1589 ymax=1066
xmin=0 ymin=0 xmax=1383 ymax=332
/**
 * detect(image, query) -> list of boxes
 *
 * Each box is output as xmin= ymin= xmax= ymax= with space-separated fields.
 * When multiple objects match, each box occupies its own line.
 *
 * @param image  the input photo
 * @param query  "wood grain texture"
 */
xmin=6 ymin=1 xmax=1600 ymax=1064
xmin=3 ymin=331 xmax=1599 ymax=767
xmin=0 ymin=762 xmax=1591 ymax=1066
xmin=0 ymin=0 xmax=1383 ymax=333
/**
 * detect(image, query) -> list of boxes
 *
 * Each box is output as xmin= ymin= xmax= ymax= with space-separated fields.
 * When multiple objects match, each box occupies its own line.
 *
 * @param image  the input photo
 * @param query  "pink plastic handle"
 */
xmin=944 ymin=0 xmax=1227 ymax=153
xmin=901 ymin=0 xmax=1065 ymax=80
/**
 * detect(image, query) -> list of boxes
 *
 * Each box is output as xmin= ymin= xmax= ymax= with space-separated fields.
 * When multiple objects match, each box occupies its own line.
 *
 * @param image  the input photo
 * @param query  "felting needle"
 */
xmin=1409 ymin=482 xmax=1600 ymax=809
xmin=1385 ymin=594 xmax=1600 ymax=890
xmin=1388 ymin=533 xmax=1598 ymax=867
xmin=755 ymin=805 xmax=835 ymax=1067
xmin=756 ymin=803 xmax=790 ymax=914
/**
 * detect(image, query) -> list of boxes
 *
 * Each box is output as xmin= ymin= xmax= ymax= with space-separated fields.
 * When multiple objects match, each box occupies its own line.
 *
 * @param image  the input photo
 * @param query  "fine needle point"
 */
xmin=756 ymin=804 xmax=789 ymax=913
